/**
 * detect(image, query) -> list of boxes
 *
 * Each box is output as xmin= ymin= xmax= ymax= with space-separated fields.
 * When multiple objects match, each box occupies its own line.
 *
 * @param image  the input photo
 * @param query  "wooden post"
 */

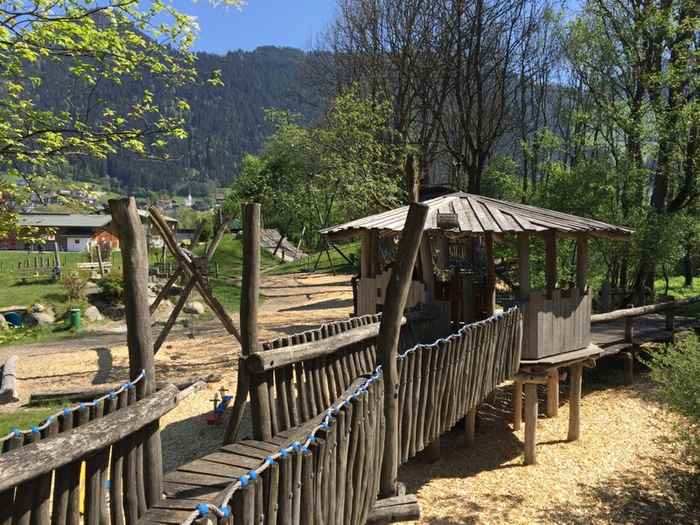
xmin=545 ymin=231 xmax=557 ymax=299
xmin=546 ymin=369 xmax=559 ymax=418
xmin=485 ymin=232 xmax=496 ymax=316
xmin=524 ymin=383 xmax=538 ymax=465
xmin=576 ymin=234 xmax=588 ymax=292
xmin=517 ymin=233 xmax=530 ymax=301
xmin=567 ymin=363 xmax=583 ymax=441
xmin=465 ymin=407 xmax=477 ymax=446
xmin=419 ymin=239 xmax=435 ymax=302
xmin=378 ymin=203 xmax=428 ymax=498
xmin=108 ymin=197 xmax=162 ymax=507
xmin=512 ymin=381 xmax=523 ymax=431
xmin=622 ymin=351 xmax=635 ymax=385
xmin=224 ymin=203 xmax=264 ymax=444
xmin=96 ymin=244 xmax=105 ymax=278
xmin=624 ymin=316 xmax=634 ymax=343
xmin=53 ymin=240 xmax=62 ymax=278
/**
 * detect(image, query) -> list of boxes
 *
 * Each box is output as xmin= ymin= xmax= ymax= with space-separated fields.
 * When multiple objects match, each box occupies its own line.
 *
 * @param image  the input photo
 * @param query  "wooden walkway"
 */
xmin=591 ymin=313 xmax=699 ymax=355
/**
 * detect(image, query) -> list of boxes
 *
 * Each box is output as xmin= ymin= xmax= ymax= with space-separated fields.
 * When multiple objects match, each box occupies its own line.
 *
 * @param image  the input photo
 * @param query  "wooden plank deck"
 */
xmin=591 ymin=313 xmax=699 ymax=356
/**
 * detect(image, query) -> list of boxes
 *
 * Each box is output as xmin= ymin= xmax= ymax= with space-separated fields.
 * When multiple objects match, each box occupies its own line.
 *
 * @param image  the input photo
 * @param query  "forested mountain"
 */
xmin=58 ymin=47 xmax=325 ymax=196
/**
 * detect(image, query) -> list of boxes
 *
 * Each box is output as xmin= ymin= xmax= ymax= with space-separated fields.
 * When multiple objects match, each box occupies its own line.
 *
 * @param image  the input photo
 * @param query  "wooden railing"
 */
xmin=396 ymin=307 xmax=522 ymax=462
xmin=189 ymin=374 xmax=389 ymax=525
xmin=1 ymin=371 xmax=146 ymax=453
xmin=245 ymin=307 xmax=450 ymax=438
xmin=0 ymin=384 xmax=180 ymax=525
xmin=186 ymin=308 xmax=522 ymax=525
xmin=522 ymin=287 xmax=591 ymax=360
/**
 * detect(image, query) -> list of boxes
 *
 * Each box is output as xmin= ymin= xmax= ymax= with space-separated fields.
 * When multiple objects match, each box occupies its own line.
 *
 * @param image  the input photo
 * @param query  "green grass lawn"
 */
xmin=0 ymin=404 xmax=63 ymax=437
xmin=654 ymin=275 xmax=700 ymax=317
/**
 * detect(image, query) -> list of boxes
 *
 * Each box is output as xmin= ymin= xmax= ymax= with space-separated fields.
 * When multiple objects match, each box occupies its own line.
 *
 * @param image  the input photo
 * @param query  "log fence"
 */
xmin=0 ymin=370 xmax=145 ymax=453
xmin=0 ymin=382 xmax=181 ymax=525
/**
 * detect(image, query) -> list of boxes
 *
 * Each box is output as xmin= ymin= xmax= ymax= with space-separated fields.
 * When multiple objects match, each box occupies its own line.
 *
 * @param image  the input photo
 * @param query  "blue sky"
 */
xmin=172 ymin=0 xmax=337 ymax=54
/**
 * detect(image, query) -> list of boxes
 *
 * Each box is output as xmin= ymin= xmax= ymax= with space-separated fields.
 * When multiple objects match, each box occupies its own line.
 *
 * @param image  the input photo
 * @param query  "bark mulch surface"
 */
xmin=402 ymin=367 xmax=699 ymax=524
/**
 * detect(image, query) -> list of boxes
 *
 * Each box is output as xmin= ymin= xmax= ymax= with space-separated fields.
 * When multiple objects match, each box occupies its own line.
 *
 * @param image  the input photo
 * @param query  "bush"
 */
xmin=97 ymin=274 xmax=124 ymax=303
xmin=61 ymin=271 xmax=88 ymax=302
xmin=646 ymin=335 xmax=700 ymax=465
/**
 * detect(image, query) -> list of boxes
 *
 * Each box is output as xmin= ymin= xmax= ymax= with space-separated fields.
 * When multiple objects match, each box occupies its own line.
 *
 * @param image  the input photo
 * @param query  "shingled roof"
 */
xmin=321 ymin=192 xmax=633 ymax=239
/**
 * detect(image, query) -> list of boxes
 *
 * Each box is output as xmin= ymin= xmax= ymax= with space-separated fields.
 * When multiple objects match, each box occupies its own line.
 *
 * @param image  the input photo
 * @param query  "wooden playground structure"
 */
xmin=3 ymin=193 xmax=696 ymax=525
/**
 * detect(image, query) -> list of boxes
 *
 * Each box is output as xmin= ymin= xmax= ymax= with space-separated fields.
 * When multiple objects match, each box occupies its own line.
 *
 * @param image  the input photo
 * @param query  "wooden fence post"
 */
xmin=224 ymin=203 xmax=263 ymax=443
xmin=378 ymin=203 xmax=429 ymax=498
xmin=108 ymin=197 xmax=163 ymax=507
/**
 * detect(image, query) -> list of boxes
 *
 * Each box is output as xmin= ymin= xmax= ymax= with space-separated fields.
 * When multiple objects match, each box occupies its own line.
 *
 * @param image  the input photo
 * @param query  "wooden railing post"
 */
xmin=108 ymin=197 xmax=162 ymax=507
xmin=224 ymin=203 xmax=265 ymax=443
xmin=378 ymin=203 xmax=428 ymax=498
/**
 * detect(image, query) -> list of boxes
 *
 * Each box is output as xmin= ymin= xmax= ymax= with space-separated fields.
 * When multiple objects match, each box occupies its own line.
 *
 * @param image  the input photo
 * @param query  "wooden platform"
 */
xmin=591 ymin=313 xmax=699 ymax=356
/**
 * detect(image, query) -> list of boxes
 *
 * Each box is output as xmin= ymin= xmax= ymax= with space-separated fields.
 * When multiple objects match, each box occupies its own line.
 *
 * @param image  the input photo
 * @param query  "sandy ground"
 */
xmin=401 ymin=369 xmax=699 ymax=524
xmin=3 ymin=272 xmax=699 ymax=523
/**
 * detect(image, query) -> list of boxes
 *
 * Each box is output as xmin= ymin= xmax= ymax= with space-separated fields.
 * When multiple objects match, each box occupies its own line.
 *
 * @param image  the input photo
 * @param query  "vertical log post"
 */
xmin=378 ymin=203 xmax=429 ymax=498
xmin=517 ymin=233 xmax=530 ymax=301
xmin=108 ymin=197 xmax=162 ymax=507
xmin=544 ymin=231 xmax=557 ymax=299
xmin=576 ymin=234 xmax=588 ymax=292
xmin=484 ymin=232 xmax=496 ymax=317
xmin=465 ymin=407 xmax=477 ymax=446
xmin=224 ymin=203 xmax=263 ymax=443
xmin=567 ymin=363 xmax=583 ymax=441
xmin=524 ymin=383 xmax=538 ymax=465
xmin=546 ymin=369 xmax=559 ymax=418
xmin=512 ymin=381 xmax=523 ymax=431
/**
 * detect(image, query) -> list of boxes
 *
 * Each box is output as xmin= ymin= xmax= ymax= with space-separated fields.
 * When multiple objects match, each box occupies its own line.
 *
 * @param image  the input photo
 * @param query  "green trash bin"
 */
xmin=69 ymin=308 xmax=81 ymax=330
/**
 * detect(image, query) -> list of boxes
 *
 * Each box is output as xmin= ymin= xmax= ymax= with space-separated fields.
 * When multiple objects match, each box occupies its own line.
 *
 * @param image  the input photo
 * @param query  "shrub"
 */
xmin=97 ymin=274 xmax=124 ymax=303
xmin=646 ymin=334 xmax=700 ymax=465
xmin=61 ymin=271 xmax=88 ymax=302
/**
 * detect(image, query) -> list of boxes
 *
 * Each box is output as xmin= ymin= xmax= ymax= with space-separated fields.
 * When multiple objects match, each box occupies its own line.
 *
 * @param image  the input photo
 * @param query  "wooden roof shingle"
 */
xmin=320 ymin=192 xmax=633 ymax=239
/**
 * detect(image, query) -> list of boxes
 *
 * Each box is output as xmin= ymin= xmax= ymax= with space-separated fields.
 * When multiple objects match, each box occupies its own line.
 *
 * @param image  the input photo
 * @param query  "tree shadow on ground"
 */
xmin=160 ymin=401 xmax=253 ymax=473
xmin=545 ymin=455 xmax=700 ymax=524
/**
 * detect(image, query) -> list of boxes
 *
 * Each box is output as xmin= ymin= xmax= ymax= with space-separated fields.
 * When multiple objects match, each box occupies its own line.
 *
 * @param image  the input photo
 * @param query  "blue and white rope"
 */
xmin=0 ymin=370 xmax=146 ymax=443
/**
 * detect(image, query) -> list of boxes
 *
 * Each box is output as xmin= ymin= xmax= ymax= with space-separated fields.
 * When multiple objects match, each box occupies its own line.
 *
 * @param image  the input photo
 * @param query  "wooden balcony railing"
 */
xmin=521 ymin=287 xmax=592 ymax=360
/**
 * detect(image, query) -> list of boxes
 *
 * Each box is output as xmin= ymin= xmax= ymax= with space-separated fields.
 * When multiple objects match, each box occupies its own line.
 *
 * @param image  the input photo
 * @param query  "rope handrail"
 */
xmin=0 ymin=370 xmax=146 ymax=444
xmin=188 ymin=307 xmax=520 ymax=523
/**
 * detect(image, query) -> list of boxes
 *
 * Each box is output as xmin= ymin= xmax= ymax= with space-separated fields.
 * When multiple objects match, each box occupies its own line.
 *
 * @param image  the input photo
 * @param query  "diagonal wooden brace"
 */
xmin=149 ymin=206 xmax=241 ymax=343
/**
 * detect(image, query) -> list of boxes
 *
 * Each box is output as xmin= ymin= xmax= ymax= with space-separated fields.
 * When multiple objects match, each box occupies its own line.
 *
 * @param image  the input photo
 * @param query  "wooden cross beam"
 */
xmin=148 ymin=206 xmax=242 ymax=344
xmin=149 ymin=220 xmax=207 ymax=315
xmin=153 ymin=216 xmax=232 ymax=353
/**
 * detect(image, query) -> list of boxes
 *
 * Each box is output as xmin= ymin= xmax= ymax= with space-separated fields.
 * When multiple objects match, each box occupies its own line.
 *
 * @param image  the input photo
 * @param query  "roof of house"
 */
xmin=19 ymin=213 xmax=112 ymax=229
xmin=320 ymin=192 xmax=633 ymax=239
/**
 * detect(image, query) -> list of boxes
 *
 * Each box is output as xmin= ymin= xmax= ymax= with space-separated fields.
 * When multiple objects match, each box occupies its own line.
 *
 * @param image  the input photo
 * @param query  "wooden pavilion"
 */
xmin=322 ymin=192 xmax=632 ymax=359
xmin=322 ymin=192 xmax=633 ymax=463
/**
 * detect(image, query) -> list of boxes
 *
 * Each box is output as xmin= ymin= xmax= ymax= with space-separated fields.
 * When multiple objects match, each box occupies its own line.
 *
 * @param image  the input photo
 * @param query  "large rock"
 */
xmin=24 ymin=309 xmax=55 ymax=327
xmin=0 ymin=315 xmax=8 ymax=331
xmin=183 ymin=301 xmax=206 ymax=315
xmin=30 ymin=303 xmax=47 ymax=313
xmin=152 ymin=300 xmax=175 ymax=323
xmin=102 ymin=304 xmax=125 ymax=321
xmin=84 ymin=305 xmax=104 ymax=323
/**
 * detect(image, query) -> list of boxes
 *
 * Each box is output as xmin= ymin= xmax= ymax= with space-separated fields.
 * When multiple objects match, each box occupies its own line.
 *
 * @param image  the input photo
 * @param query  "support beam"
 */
xmin=546 ymin=369 xmax=559 ymax=418
xmin=225 ymin=203 xmax=263 ymax=444
xmin=378 ymin=203 xmax=429 ymax=498
xmin=465 ymin=407 xmax=477 ymax=446
xmin=524 ymin=383 xmax=538 ymax=465
xmin=567 ymin=363 xmax=583 ymax=441
xmin=512 ymin=381 xmax=523 ymax=431
xmin=517 ymin=233 xmax=530 ymax=301
xmin=484 ymin=232 xmax=496 ymax=317
xmin=544 ymin=231 xmax=557 ymax=299
xmin=108 ymin=197 xmax=162 ymax=507
xmin=576 ymin=233 xmax=588 ymax=292
xmin=622 ymin=351 xmax=635 ymax=385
